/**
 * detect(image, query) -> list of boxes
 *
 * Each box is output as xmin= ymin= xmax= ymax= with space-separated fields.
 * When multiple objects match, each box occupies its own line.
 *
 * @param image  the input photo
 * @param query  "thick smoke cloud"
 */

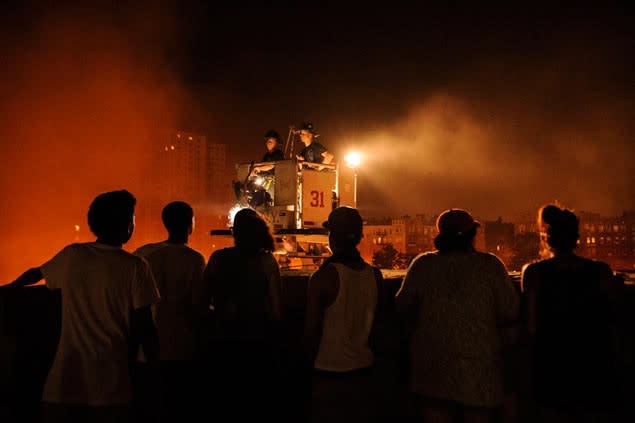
xmin=327 ymin=28 xmax=635 ymax=222
xmin=336 ymin=89 xmax=634 ymax=222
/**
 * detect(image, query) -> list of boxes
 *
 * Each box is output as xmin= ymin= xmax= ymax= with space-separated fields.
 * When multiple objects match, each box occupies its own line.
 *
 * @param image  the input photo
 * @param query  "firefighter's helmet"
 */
xmin=264 ymin=129 xmax=280 ymax=141
xmin=299 ymin=122 xmax=317 ymax=135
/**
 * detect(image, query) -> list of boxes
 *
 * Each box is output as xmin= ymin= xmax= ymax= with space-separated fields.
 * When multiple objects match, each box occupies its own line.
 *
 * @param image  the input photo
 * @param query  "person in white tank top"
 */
xmin=304 ymin=206 xmax=386 ymax=422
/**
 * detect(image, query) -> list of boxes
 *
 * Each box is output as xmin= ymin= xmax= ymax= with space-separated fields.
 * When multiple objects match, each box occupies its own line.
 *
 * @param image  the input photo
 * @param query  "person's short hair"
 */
xmin=162 ymin=201 xmax=194 ymax=236
xmin=436 ymin=208 xmax=480 ymax=235
xmin=87 ymin=190 xmax=136 ymax=241
xmin=323 ymin=206 xmax=363 ymax=247
xmin=539 ymin=204 xmax=579 ymax=252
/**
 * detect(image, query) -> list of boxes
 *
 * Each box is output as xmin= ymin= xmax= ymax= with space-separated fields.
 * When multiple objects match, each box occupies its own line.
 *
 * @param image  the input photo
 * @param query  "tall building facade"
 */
xmin=404 ymin=214 xmax=437 ymax=255
xmin=577 ymin=211 xmax=634 ymax=270
xmin=484 ymin=217 xmax=516 ymax=268
xmin=159 ymin=131 xmax=228 ymax=204
xmin=133 ymin=129 xmax=231 ymax=258
xmin=360 ymin=214 xmax=486 ymax=268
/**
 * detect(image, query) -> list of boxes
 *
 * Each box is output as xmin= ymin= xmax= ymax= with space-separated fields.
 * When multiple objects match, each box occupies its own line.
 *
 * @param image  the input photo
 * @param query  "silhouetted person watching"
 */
xmin=8 ymin=189 xmax=160 ymax=423
xmin=202 ymin=207 xmax=283 ymax=421
xmin=132 ymin=201 xmax=206 ymax=423
xmin=304 ymin=206 xmax=387 ymax=422
xmin=396 ymin=208 xmax=519 ymax=423
xmin=521 ymin=204 xmax=623 ymax=421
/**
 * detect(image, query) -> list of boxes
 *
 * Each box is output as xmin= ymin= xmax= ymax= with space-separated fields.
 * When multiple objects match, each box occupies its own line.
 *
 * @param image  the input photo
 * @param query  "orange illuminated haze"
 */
xmin=0 ymin=7 xmax=199 ymax=282
xmin=1 ymin=5 xmax=635 ymax=281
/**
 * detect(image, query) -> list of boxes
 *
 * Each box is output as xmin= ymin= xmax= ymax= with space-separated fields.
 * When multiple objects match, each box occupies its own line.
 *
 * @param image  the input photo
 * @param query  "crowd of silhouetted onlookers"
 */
xmin=2 ymin=189 xmax=633 ymax=423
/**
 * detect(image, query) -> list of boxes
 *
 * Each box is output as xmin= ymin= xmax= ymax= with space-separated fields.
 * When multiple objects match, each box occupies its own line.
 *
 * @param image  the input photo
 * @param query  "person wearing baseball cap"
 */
xmin=262 ymin=129 xmax=285 ymax=162
xmin=295 ymin=121 xmax=334 ymax=165
xmin=305 ymin=206 xmax=388 ymax=421
xmin=396 ymin=207 xmax=519 ymax=421
xmin=322 ymin=205 xmax=364 ymax=240
xmin=252 ymin=129 xmax=285 ymax=194
xmin=434 ymin=208 xmax=481 ymax=250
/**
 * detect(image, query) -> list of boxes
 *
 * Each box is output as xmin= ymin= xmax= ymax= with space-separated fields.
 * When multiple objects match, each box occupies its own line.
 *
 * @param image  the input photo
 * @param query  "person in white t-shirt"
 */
xmin=8 ymin=189 xmax=160 ymax=423
xmin=133 ymin=201 xmax=206 ymax=422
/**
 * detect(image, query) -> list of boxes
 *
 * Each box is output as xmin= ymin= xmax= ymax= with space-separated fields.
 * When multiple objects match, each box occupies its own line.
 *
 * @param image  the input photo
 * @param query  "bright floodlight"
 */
xmin=228 ymin=204 xmax=251 ymax=227
xmin=344 ymin=151 xmax=362 ymax=169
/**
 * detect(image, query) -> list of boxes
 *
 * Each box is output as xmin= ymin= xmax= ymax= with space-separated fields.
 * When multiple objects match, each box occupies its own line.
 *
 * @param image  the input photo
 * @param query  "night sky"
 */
xmin=1 ymin=2 xmax=634 ymax=280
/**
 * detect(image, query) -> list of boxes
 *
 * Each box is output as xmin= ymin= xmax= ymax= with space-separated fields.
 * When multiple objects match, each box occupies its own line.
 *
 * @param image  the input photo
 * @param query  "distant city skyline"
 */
xmin=360 ymin=209 xmax=635 ymax=272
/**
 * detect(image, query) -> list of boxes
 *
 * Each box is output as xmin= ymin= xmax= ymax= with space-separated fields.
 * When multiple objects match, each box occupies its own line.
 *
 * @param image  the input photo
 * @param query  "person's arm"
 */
xmin=373 ymin=267 xmax=388 ymax=308
xmin=191 ymin=254 xmax=209 ymax=319
xmin=321 ymin=150 xmax=334 ymax=165
xmin=599 ymin=262 xmax=624 ymax=332
xmin=520 ymin=263 xmax=538 ymax=338
xmin=202 ymin=251 xmax=221 ymax=311
xmin=254 ymin=163 xmax=275 ymax=173
xmin=8 ymin=267 xmax=43 ymax=287
xmin=296 ymin=146 xmax=307 ymax=162
xmin=303 ymin=266 xmax=338 ymax=367
xmin=490 ymin=256 xmax=521 ymax=348
xmin=368 ymin=267 xmax=396 ymax=355
xmin=264 ymin=255 xmax=284 ymax=348
xmin=131 ymin=305 xmax=159 ymax=363
xmin=395 ymin=255 xmax=425 ymax=337
xmin=131 ymin=260 xmax=161 ymax=363
xmin=266 ymin=255 xmax=283 ymax=322
xmin=492 ymin=256 xmax=520 ymax=325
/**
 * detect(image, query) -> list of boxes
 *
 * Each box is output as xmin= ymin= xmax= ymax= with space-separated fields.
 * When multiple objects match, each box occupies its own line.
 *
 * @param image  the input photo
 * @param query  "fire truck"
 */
xmin=211 ymin=154 xmax=356 ymax=270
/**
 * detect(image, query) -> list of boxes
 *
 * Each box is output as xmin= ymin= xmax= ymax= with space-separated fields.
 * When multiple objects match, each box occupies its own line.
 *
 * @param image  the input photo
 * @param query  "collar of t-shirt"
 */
xmin=91 ymin=241 xmax=123 ymax=250
xmin=321 ymin=249 xmax=364 ymax=269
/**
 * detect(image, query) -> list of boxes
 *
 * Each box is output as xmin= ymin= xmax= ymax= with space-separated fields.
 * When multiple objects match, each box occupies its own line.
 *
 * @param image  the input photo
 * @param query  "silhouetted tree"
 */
xmin=372 ymin=243 xmax=399 ymax=269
